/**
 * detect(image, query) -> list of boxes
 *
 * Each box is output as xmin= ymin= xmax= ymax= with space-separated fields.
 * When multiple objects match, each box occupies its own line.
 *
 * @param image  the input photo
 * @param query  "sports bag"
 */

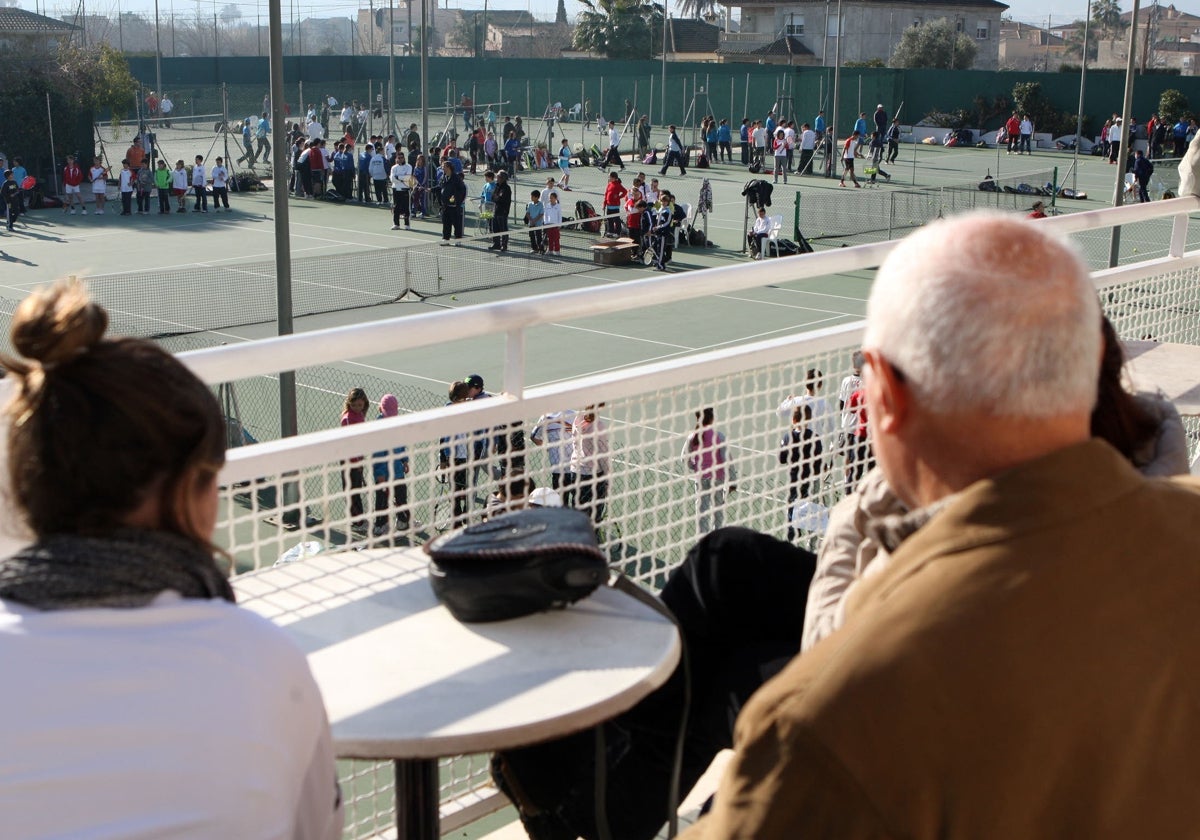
xmin=426 ymin=508 xmax=608 ymax=623
xmin=575 ymin=200 xmax=602 ymax=233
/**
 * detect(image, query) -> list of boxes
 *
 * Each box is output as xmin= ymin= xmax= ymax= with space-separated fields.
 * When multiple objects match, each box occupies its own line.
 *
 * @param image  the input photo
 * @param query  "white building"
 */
xmin=717 ymin=0 xmax=1007 ymax=69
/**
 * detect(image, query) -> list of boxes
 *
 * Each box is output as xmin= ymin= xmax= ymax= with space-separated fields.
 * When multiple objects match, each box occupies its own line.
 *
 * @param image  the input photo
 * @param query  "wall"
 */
xmin=122 ymin=56 xmax=1200 ymax=133
xmin=790 ymin=65 xmax=1200 ymax=134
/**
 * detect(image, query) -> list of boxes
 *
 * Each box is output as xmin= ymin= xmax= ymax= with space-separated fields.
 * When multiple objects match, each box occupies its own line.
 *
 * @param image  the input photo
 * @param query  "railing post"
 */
xmin=1169 ymin=212 xmax=1189 ymax=259
xmin=504 ymin=328 xmax=526 ymax=399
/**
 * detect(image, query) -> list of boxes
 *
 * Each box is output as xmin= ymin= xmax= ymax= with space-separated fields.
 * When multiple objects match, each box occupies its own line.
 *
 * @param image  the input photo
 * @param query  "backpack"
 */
xmin=696 ymin=151 xmax=710 ymax=169
xmin=137 ymin=168 xmax=153 ymax=190
xmin=643 ymin=151 xmax=657 ymax=165
xmin=688 ymin=226 xmax=707 ymax=247
xmin=748 ymin=160 xmax=762 ymax=174
xmin=575 ymin=200 xmax=601 ymax=234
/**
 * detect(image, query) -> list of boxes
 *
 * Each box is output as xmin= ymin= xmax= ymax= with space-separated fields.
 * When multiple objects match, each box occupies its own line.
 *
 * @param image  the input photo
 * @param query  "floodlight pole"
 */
xmin=828 ymin=0 xmax=843 ymax=178
xmin=269 ymin=0 xmax=297 ymax=441
xmin=1072 ymin=2 xmax=1091 ymax=192
xmin=388 ymin=0 xmax=395 ymax=136
xmin=420 ymin=0 xmax=428 ymax=155
xmin=154 ymin=0 xmax=163 ymax=107
xmin=661 ymin=0 xmax=668 ymax=124
xmin=1108 ymin=0 xmax=1139 ymax=268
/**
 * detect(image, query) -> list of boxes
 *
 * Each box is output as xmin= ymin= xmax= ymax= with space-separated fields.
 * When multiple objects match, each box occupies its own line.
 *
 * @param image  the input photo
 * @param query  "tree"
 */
xmin=1061 ymin=20 xmax=1098 ymax=61
xmin=57 ymin=42 xmax=140 ymax=123
xmin=1011 ymin=80 xmax=1081 ymax=137
xmin=1159 ymin=89 xmax=1189 ymax=124
xmin=889 ymin=18 xmax=977 ymax=70
xmin=573 ymin=0 xmax=664 ymax=59
xmin=556 ymin=0 xmax=568 ymax=25
xmin=449 ymin=15 xmax=484 ymax=56
xmin=843 ymin=58 xmax=885 ymax=68
xmin=219 ymin=4 xmax=241 ymax=25
xmin=1091 ymin=0 xmax=1125 ymax=37
xmin=677 ymin=0 xmax=718 ymax=19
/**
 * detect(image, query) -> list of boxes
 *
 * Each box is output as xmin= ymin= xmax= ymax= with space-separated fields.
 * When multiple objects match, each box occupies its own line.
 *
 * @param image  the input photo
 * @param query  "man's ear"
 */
xmin=863 ymin=349 xmax=909 ymax=434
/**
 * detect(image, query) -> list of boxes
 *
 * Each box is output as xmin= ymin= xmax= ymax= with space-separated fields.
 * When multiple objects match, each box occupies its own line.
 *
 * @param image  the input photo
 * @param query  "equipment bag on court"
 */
xmin=575 ymin=200 xmax=602 ymax=233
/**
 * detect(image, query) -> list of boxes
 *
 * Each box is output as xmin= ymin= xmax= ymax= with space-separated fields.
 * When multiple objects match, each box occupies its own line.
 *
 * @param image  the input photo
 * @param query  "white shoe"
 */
xmin=372 ymin=523 xmax=390 ymax=537
xmin=69 ymin=209 xmax=76 ymax=215
xmin=82 ymin=209 xmax=88 ymax=214
xmin=95 ymin=209 xmax=103 ymax=215
xmin=391 ymin=224 xmax=401 ymax=230
xmin=404 ymin=225 xmax=411 ymax=230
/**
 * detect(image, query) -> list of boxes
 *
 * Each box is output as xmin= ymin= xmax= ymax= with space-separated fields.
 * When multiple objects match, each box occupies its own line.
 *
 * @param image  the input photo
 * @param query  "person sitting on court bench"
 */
xmin=748 ymin=206 xmax=772 ymax=258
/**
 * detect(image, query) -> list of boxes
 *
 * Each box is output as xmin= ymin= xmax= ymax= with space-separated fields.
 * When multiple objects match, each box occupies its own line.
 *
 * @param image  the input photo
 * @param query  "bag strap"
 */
xmin=608 ymin=573 xmax=690 ymax=838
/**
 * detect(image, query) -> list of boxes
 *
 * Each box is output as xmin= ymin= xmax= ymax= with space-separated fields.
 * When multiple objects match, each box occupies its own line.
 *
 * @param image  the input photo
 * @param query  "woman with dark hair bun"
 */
xmin=0 ymin=280 xmax=342 ymax=839
xmin=1091 ymin=316 xmax=1189 ymax=476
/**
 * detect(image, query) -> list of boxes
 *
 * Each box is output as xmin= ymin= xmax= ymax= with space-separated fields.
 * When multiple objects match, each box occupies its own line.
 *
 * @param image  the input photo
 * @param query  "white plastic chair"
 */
xmin=566 ymin=103 xmax=582 ymax=122
xmin=674 ymin=202 xmax=693 ymax=248
xmin=763 ymin=214 xmax=784 ymax=258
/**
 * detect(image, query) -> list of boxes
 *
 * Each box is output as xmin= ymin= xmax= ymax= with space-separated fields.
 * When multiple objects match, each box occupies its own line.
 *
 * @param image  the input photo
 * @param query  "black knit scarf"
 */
xmin=0 ymin=528 xmax=235 ymax=611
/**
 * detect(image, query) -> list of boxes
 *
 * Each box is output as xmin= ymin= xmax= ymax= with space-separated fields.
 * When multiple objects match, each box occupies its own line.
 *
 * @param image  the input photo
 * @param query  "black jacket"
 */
xmin=493 ymin=182 xmax=512 ymax=217
xmin=440 ymin=174 xmax=467 ymax=212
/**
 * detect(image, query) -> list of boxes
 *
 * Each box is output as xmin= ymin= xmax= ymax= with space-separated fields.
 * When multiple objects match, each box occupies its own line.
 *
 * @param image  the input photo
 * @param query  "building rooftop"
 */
xmin=718 ymin=34 xmax=814 ymax=56
xmin=668 ymin=17 xmax=721 ymax=53
xmin=719 ymin=0 xmax=1007 ymax=9
xmin=459 ymin=9 xmax=535 ymax=27
xmin=1 ymin=7 xmax=79 ymax=33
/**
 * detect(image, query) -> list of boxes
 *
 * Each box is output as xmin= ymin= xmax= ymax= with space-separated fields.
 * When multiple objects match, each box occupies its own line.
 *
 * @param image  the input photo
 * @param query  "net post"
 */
xmin=792 ymin=192 xmax=800 ymax=245
xmin=504 ymin=329 xmax=526 ymax=400
xmin=1169 ymin=212 xmax=1189 ymax=258
xmin=1051 ymin=166 xmax=1058 ymax=215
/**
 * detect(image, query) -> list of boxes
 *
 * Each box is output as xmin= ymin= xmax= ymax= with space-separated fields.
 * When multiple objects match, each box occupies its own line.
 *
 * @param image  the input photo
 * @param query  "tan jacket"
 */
xmin=682 ymin=440 xmax=1200 ymax=839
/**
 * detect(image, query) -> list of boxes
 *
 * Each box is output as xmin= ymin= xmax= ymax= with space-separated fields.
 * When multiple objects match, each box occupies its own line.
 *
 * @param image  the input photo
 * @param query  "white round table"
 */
xmin=234 ymin=546 xmax=680 ymax=838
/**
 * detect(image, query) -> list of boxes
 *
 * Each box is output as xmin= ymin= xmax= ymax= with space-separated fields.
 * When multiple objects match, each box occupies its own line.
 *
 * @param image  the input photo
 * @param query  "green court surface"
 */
xmin=2 ymin=139 xmax=1197 ymax=438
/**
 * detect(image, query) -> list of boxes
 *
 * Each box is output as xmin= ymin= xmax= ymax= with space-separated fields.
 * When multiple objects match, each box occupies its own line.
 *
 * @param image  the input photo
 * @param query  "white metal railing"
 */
xmin=185 ymin=197 xmax=1200 ymax=394
xmin=192 ymin=196 xmax=1200 ymax=838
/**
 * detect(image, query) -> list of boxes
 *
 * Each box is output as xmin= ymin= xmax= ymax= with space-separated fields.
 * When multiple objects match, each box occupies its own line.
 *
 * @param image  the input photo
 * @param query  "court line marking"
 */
xmin=531 ymin=313 xmax=855 ymax=386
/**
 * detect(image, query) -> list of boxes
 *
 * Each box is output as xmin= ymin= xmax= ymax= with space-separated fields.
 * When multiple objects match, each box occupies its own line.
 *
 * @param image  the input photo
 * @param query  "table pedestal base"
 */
xmin=395 ymin=758 xmax=439 ymax=839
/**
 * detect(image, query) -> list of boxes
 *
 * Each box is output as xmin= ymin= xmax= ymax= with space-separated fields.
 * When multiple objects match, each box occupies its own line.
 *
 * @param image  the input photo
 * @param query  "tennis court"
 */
xmin=3 ymin=139 xmax=1198 ymax=445
xmin=10 ymin=136 xmax=1200 ymax=839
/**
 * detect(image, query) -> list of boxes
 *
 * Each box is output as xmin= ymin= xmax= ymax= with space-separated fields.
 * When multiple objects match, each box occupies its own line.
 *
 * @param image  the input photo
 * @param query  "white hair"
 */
xmin=864 ymin=212 xmax=1101 ymax=417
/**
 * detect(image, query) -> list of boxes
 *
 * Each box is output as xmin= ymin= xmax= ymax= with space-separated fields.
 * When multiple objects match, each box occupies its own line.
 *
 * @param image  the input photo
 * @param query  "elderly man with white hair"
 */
xmin=680 ymin=212 xmax=1200 ymax=840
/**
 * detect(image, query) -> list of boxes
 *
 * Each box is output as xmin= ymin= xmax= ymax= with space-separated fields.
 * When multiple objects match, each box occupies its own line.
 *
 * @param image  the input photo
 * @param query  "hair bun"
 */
xmin=10 ymin=281 xmax=109 ymax=367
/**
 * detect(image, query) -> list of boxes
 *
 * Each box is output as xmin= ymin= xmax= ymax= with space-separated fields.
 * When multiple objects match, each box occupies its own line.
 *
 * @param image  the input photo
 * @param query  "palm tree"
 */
xmin=676 ymin=0 xmax=718 ymax=20
xmin=573 ymin=0 xmax=664 ymax=59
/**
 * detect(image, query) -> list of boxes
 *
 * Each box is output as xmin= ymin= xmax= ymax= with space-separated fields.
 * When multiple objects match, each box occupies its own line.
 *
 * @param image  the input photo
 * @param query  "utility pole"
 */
xmin=829 ymin=0 xmax=844 ymax=178
xmin=1072 ymin=2 xmax=1091 ymax=192
xmin=389 ymin=0 xmax=395 ymax=135
xmin=154 ymin=0 xmax=162 ymax=102
xmin=1109 ymin=0 xmax=1140 ymax=267
xmin=268 ymin=0 xmax=297 ymax=442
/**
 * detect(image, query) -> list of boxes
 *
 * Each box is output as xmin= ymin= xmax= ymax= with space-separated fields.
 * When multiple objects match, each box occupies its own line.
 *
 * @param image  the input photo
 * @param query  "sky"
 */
xmin=17 ymin=0 xmax=1200 ymax=32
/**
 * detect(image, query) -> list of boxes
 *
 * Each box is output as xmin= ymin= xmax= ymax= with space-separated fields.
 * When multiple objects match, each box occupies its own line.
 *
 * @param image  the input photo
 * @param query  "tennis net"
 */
xmin=81 ymin=209 xmax=629 ymax=339
xmin=799 ymin=167 xmax=1060 ymax=248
